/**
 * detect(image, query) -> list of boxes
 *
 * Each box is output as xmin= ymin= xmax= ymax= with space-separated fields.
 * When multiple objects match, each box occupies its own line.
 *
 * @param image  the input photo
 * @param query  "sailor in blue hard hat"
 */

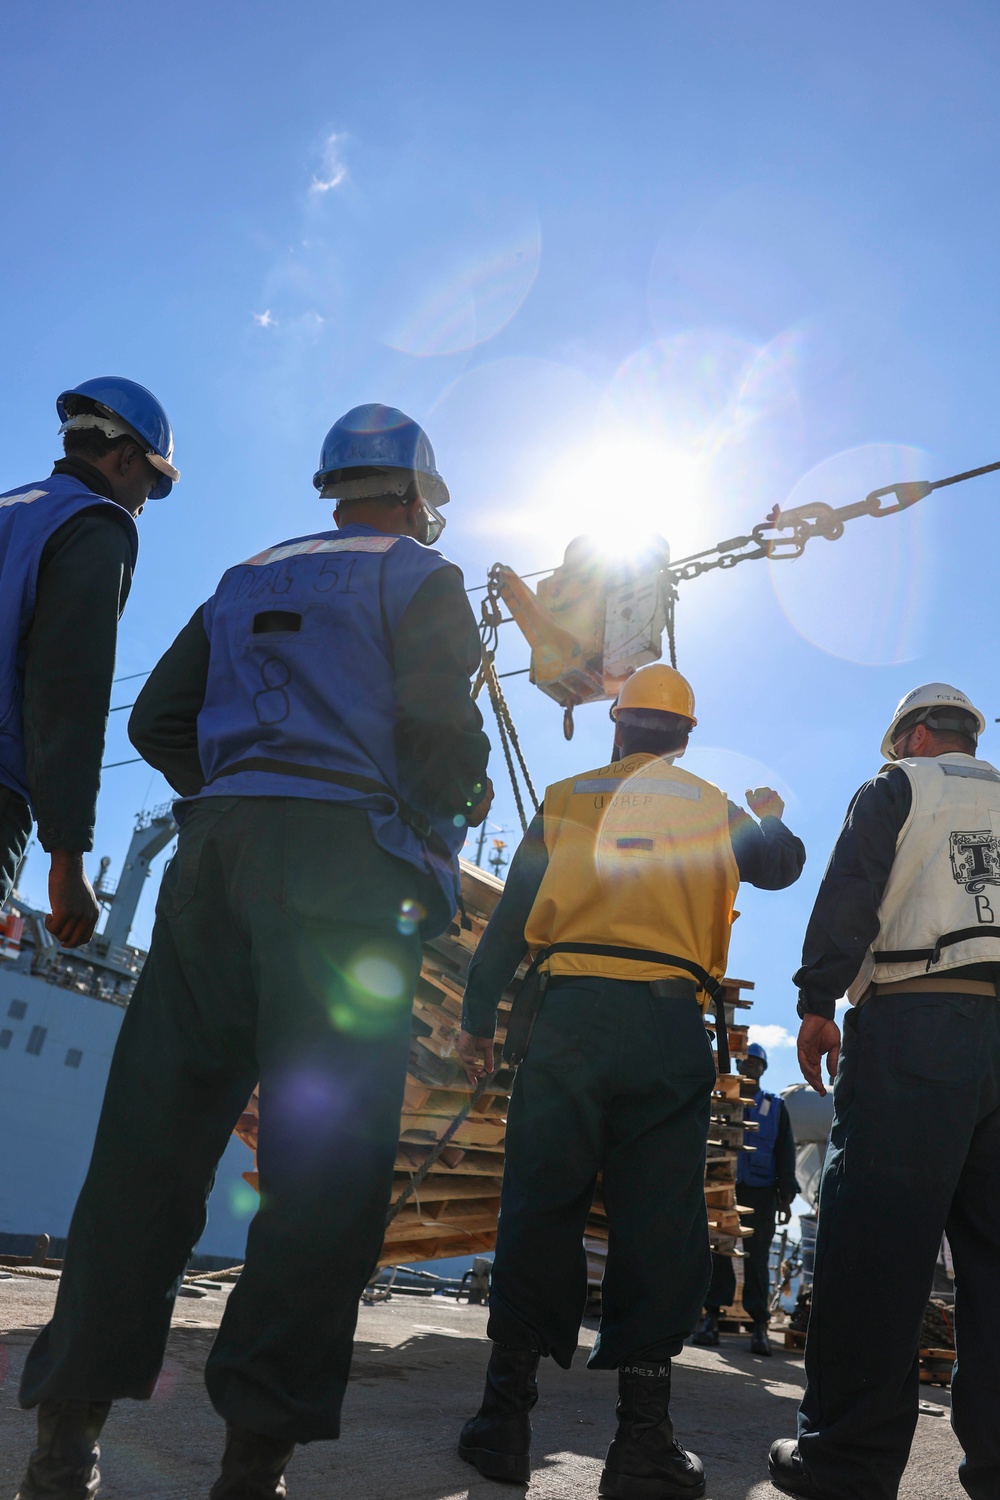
xmin=314 ymin=401 xmax=450 ymax=545
xmin=0 ymin=376 xmax=177 ymax=951
xmin=15 ymin=402 xmax=492 ymax=1500
xmin=57 ymin=376 xmax=180 ymax=502
xmin=692 ymin=1037 xmax=798 ymax=1357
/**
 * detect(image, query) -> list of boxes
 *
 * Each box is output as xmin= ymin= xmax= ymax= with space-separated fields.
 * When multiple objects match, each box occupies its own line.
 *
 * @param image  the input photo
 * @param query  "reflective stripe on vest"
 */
xmin=848 ymin=753 xmax=1000 ymax=1002
xmin=193 ymin=522 xmax=467 ymax=910
xmin=523 ymin=753 xmax=740 ymax=1006
xmin=0 ymin=476 xmax=138 ymax=809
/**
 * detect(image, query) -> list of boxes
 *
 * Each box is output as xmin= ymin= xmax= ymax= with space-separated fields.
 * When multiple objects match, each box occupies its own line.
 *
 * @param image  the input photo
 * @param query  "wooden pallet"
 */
xmin=919 ymin=1347 xmax=956 ymax=1387
xmin=234 ymin=859 xmax=759 ymax=1270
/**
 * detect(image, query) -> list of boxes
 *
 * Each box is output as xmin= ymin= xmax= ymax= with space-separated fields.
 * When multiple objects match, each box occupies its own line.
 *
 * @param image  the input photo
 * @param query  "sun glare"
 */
xmin=515 ymin=433 xmax=704 ymax=560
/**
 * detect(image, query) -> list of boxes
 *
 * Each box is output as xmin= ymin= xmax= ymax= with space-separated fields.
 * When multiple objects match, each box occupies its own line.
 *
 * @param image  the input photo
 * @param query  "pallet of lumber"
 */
xmin=919 ymin=1348 xmax=956 ymax=1387
xmin=233 ymin=858 xmax=760 ymax=1274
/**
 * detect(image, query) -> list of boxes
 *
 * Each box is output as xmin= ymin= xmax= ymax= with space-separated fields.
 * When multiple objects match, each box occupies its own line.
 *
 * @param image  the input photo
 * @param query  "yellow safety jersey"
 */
xmin=523 ymin=752 xmax=740 ymax=1008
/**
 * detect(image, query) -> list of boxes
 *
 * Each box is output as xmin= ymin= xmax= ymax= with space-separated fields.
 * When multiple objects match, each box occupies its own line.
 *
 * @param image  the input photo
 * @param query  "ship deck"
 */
xmin=0 ymin=1273 xmax=963 ymax=1498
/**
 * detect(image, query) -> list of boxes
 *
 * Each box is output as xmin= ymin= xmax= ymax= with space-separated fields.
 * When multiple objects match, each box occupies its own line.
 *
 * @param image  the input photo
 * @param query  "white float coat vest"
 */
xmin=847 ymin=752 xmax=1000 ymax=1003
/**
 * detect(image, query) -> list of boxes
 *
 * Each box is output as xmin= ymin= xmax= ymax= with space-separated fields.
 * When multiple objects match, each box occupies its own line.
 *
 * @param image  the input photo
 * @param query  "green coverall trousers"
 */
xmin=487 ymin=975 xmax=717 ymax=1368
xmin=20 ymin=797 xmax=433 ymax=1445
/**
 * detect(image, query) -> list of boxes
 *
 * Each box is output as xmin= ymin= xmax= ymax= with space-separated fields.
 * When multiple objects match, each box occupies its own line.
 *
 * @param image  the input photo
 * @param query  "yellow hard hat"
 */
xmin=611 ymin=664 xmax=697 ymax=724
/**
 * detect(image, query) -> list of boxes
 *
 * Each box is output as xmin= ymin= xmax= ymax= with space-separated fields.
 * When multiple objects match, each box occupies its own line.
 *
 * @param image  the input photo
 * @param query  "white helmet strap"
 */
xmin=59 ymin=413 xmax=180 ymax=484
xmin=322 ymin=473 xmax=413 ymax=502
xmin=59 ymin=412 xmax=135 ymax=442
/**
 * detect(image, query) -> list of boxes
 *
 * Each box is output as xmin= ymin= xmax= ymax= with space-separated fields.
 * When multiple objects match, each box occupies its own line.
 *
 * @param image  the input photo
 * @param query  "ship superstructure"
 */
xmin=0 ymin=806 xmax=253 ymax=1262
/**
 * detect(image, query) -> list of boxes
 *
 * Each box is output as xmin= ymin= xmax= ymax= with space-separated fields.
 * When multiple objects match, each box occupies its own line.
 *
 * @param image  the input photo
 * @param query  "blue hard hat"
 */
xmin=57 ymin=377 xmax=179 ymax=500
xmin=313 ymin=403 xmax=449 ymax=507
xmin=747 ymin=1042 xmax=768 ymax=1068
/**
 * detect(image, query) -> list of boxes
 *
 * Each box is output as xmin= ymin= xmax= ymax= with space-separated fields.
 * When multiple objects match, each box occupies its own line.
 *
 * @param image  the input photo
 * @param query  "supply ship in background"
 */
xmin=0 ymin=797 xmax=764 ymax=1295
xmin=0 ymin=806 xmax=253 ymax=1265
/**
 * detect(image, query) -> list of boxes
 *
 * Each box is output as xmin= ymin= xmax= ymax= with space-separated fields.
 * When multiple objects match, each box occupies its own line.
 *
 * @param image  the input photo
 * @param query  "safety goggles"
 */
xmin=420 ymin=499 xmax=447 ymax=546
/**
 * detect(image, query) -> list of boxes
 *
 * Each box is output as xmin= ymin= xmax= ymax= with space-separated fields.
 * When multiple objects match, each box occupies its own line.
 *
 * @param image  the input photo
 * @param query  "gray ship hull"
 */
xmin=0 ymin=959 xmax=253 ymax=1260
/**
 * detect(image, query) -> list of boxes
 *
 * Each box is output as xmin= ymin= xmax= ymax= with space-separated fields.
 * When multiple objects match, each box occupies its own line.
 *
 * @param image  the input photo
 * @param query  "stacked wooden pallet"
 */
xmin=235 ymin=859 xmax=759 ymax=1276
xmin=380 ymin=860 xmax=517 ymax=1266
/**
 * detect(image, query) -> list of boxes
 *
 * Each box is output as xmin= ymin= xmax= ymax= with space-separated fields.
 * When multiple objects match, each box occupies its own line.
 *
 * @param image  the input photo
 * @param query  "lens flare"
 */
xmin=152 ymin=1361 xmax=180 ymax=1402
xmin=603 ymin=332 xmax=762 ymax=454
xmin=397 ymin=899 xmax=425 ymax=937
xmin=592 ymin=756 xmax=739 ymax=884
xmin=350 ymin=955 xmax=406 ymax=1000
xmin=324 ymin=946 xmax=412 ymax=1038
xmin=228 ymin=1180 xmax=259 ymax=1219
xmin=383 ymin=216 xmax=541 ymax=357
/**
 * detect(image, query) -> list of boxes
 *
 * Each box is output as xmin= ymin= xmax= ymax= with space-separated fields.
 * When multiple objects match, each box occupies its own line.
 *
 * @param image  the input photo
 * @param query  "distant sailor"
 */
xmin=691 ymin=1039 xmax=798 ymax=1356
xmin=454 ymin=663 xmax=805 ymax=1500
xmin=14 ymin=405 xmax=491 ymax=1500
xmin=769 ymin=684 xmax=1000 ymax=1500
xmin=0 ymin=378 xmax=178 ymax=946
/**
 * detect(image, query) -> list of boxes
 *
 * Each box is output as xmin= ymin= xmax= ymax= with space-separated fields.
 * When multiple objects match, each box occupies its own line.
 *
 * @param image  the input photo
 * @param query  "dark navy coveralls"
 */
xmin=19 ymin=523 xmax=489 ymax=1446
xmin=794 ymin=766 xmax=1000 ymax=1500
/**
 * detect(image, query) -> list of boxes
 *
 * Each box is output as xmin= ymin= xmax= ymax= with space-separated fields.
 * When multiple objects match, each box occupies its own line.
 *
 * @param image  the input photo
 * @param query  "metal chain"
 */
xmin=477 ymin=574 xmax=540 ymax=834
xmin=488 ymin=662 xmax=528 ymax=832
xmin=666 ymin=461 xmax=1000 ymax=586
xmin=491 ymin=657 xmax=539 ymax=816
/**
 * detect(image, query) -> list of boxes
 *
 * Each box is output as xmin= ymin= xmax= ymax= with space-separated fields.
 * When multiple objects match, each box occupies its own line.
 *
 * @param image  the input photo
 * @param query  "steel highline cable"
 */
xmin=100 ymin=457 xmax=999 ymax=769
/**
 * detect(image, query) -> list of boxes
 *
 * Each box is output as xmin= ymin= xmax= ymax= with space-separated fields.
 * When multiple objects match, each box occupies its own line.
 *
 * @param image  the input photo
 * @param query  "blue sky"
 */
xmin=3 ymin=0 xmax=1000 ymax=1094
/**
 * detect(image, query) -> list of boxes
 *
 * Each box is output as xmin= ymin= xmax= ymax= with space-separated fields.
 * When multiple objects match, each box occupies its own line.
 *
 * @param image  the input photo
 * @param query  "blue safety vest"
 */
xmin=737 ymin=1088 xmax=781 ymax=1187
xmin=0 ymin=475 xmax=138 ymax=810
xmin=194 ymin=522 xmax=469 ymax=914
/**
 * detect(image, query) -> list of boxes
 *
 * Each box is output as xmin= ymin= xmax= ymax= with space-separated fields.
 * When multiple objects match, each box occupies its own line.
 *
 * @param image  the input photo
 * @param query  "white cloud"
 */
xmin=748 ymin=1024 xmax=796 ymax=1049
xmin=253 ymin=310 xmax=277 ymax=328
xmin=835 ymin=998 xmax=850 ymax=1013
xmin=310 ymin=132 xmax=348 ymax=193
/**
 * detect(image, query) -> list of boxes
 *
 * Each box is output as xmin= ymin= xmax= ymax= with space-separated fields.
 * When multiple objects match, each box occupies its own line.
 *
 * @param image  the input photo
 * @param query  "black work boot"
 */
xmin=208 ymin=1426 xmax=295 ymax=1500
xmin=458 ymin=1343 xmax=540 ymax=1484
xmin=599 ymin=1361 xmax=705 ymax=1499
xmin=750 ymin=1319 xmax=772 ymax=1356
xmin=689 ymin=1311 xmax=719 ymax=1348
xmin=15 ymin=1400 xmax=111 ymax=1500
xmin=767 ymin=1439 xmax=830 ymax=1498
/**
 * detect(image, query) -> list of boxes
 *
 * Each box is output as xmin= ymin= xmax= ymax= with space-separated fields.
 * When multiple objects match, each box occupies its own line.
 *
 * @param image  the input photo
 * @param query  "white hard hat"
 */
xmin=881 ymin=683 xmax=986 ymax=760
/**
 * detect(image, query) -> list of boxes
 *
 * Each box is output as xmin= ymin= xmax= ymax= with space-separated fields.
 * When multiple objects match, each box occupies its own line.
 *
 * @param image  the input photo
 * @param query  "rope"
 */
xmin=664 ymin=578 xmax=678 ymax=670
xmin=485 ymin=663 xmax=528 ymax=831
xmin=183 ymin=1265 xmax=243 ymax=1283
xmin=385 ymin=1070 xmax=498 ymax=1228
xmin=481 ymin=652 xmax=539 ymax=835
